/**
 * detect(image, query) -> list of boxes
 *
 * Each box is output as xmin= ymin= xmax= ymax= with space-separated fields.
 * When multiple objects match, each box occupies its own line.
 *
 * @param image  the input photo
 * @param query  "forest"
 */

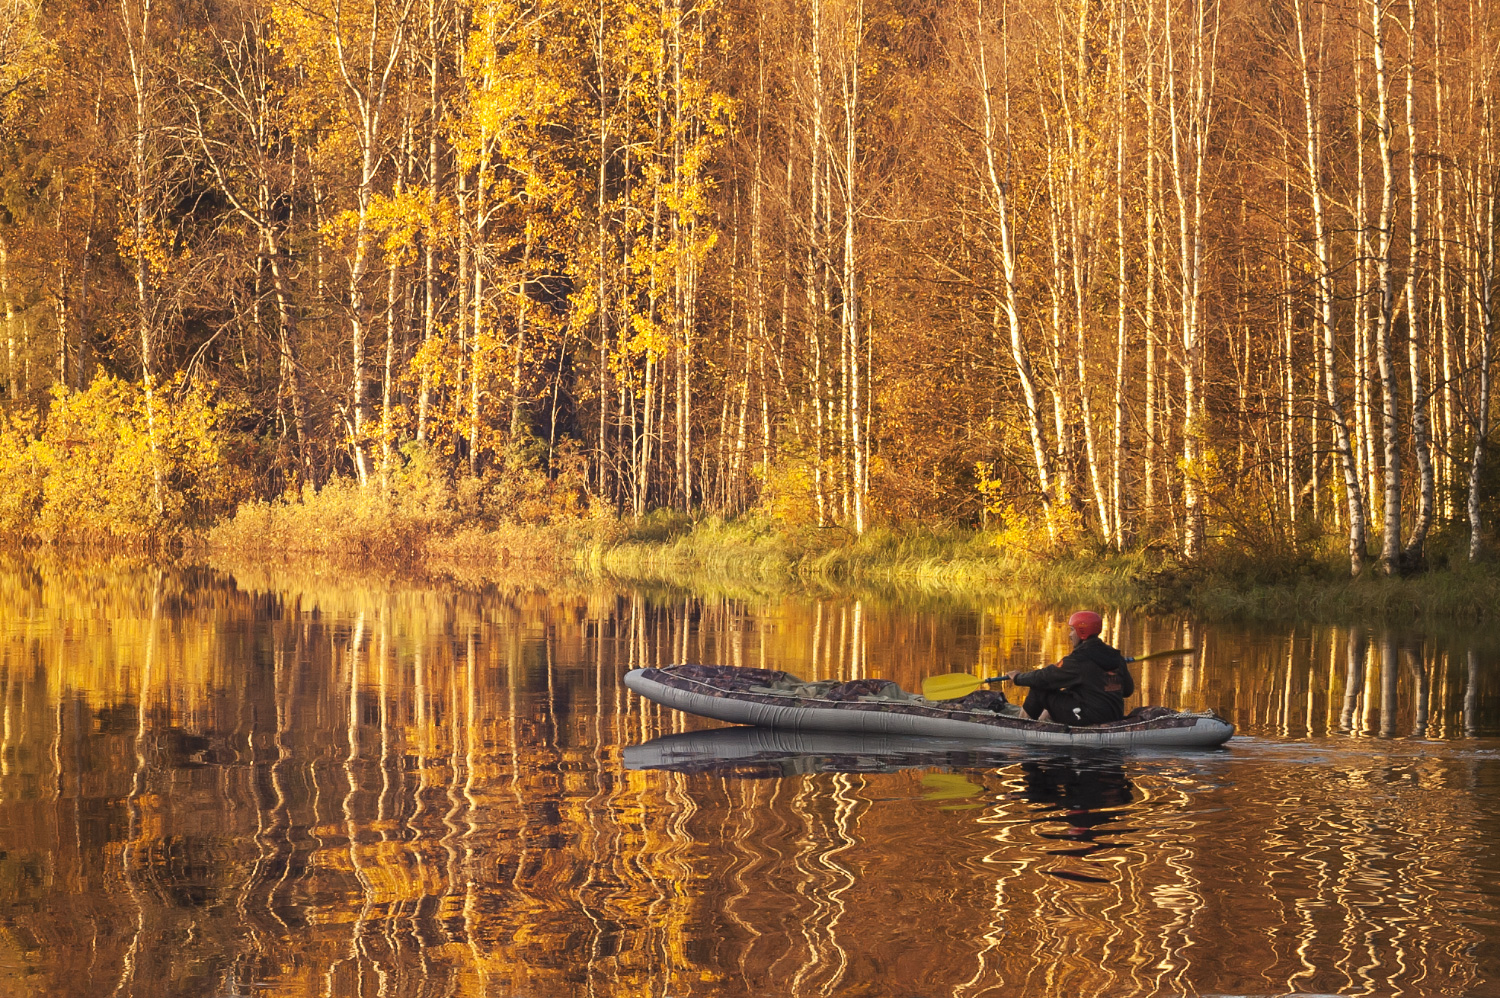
xmin=0 ymin=0 xmax=1496 ymax=575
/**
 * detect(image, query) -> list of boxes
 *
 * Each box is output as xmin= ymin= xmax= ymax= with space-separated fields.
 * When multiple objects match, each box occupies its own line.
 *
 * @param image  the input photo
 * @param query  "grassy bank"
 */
xmin=204 ymin=485 xmax=1500 ymax=622
xmin=588 ymin=516 xmax=1139 ymax=605
xmin=589 ymin=515 xmax=1500 ymax=622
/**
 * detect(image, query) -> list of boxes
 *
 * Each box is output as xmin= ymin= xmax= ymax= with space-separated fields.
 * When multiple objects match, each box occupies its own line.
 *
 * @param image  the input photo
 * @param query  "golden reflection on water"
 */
xmin=0 ymin=560 xmax=1497 ymax=997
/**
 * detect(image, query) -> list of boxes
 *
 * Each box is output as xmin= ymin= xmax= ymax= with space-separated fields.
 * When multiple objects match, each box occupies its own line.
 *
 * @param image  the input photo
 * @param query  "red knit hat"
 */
xmin=1067 ymin=610 xmax=1103 ymax=640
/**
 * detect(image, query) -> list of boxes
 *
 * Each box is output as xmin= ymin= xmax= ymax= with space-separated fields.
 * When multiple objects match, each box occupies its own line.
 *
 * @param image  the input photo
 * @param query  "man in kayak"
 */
xmin=1000 ymin=611 xmax=1134 ymax=725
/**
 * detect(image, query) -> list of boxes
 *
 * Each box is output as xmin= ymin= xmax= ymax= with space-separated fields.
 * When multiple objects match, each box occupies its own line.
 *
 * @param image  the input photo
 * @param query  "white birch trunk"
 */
xmin=1111 ymin=3 xmax=1128 ymax=550
xmin=1370 ymin=0 xmax=1403 ymax=574
xmin=841 ymin=0 xmax=865 ymax=534
xmin=418 ymin=0 xmax=440 ymax=445
xmin=330 ymin=0 xmax=414 ymax=486
xmin=1143 ymin=0 xmax=1159 ymax=528
xmin=975 ymin=0 xmax=1054 ymax=537
xmin=808 ymin=0 xmax=827 ymax=526
xmin=1 ymin=237 xmax=12 ymax=401
xmin=119 ymin=0 xmax=164 ymax=514
xmin=1165 ymin=0 xmax=1216 ymax=558
xmin=1295 ymin=0 xmax=1367 ymax=573
xmin=1470 ymin=36 xmax=1497 ymax=562
xmin=1402 ymin=0 xmax=1435 ymax=564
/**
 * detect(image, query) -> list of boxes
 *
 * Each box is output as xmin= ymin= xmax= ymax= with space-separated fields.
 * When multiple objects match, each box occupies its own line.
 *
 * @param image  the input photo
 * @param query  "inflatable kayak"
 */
xmin=625 ymin=664 xmax=1234 ymax=748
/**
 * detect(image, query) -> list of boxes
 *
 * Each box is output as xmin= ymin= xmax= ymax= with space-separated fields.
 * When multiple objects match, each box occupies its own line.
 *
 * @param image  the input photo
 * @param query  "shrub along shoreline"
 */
xmin=203 ymin=490 xmax=1500 ymax=623
xmin=6 ymin=380 xmax=1492 ymax=621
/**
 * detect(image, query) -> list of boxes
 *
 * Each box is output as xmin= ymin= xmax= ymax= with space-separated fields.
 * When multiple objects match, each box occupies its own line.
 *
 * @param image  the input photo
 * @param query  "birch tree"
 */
xmin=1401 ymin=0 xmax=1434 ymax=566
xmin=969 ymin=0 xmax=1056 ymax=538
xmin=1293 ymin=0 xmax=1366 ymax=574
xmin=1163 ymin=0 xmax=1219 ymax=558
xmin=1369 ymin=0 xmax=1402 ymax=574
xmin=276 ymin=0 xmax=417 ymax=485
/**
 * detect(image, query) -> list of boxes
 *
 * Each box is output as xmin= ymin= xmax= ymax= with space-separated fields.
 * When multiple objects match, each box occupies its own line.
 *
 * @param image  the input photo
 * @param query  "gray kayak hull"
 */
xmin=625 ymin=666 xmax=1234 ymax=748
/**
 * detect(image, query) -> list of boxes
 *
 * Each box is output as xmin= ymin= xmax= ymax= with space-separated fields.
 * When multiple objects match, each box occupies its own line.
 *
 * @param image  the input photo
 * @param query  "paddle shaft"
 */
xmin=994 ymin=646 xmax=1197 ymax=681
xmin=920 ymin=647 xmax=1197 ymax=701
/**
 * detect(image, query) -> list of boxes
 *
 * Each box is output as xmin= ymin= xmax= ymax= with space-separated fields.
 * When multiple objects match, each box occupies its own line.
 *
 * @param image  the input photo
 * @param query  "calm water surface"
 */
xmin=1 ymin=560 xmax=1498 ymax=997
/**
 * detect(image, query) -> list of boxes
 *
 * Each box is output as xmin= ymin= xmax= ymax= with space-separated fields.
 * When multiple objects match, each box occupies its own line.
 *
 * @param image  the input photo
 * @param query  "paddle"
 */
xmin=920 ymin=647 xmax=1198 ymax=701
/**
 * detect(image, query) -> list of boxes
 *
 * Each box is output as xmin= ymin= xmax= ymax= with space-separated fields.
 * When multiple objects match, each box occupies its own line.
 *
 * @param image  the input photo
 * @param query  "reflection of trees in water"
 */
xmin=0 ymin=561 xmax=1496 ymax=996
xmin=0 ymin=566 xmax=697 ymax=996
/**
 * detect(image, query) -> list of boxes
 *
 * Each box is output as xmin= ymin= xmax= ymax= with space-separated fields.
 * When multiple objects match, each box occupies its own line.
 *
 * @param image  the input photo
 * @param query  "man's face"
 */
xmin=1068 ymin=625 xmax=1080 ymax=648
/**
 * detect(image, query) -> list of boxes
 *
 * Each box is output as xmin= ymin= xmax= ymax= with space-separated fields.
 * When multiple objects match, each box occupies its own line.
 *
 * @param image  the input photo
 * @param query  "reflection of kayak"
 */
xmin=625 ymin=664 xmax=1234 ymax=748
xmin=622 ymin=726 xmax=1014 ymax=774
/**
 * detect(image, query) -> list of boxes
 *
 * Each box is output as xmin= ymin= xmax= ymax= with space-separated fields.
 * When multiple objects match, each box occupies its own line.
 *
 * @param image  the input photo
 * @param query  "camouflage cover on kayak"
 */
xmin=639 ymin=664 xmax=1211 ymax=733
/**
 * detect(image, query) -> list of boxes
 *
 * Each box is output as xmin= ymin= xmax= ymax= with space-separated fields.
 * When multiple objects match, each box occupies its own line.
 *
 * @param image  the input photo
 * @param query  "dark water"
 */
xmin=1 ymin=560 xmax=1498 ymax=997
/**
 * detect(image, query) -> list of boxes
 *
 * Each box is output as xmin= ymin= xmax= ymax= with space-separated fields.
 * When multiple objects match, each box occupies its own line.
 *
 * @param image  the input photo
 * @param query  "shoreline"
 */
xmin=198 ymin=509 xmax=1500 ymax=623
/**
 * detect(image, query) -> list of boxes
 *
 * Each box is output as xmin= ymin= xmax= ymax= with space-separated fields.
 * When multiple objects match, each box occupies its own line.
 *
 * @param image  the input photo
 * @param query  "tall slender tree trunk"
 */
xmin=1371 ymin=0 xmax=1403 ymax=574
xmin=1280 ymin=167 xmax=1298 ymax=525
xmin=1166 ymin=0 xmax=1216 ymax=558
xmin=1057 ymin=0 xmax=1111 ymax=541
xmin=842 ymin=0 xmax=866 ymax=535
xmin=594 ymin=0 xmax=611 ymax=499
xmin=750 ymin=13 xmax=767 ymax=507
xmin=265 ymin=235 xmax=309 ymax=479
xmin=380 ymin=124 xmax=409 ymax=491
xmin=1143 ymin=0 xmax=1159 ymax=528
xmin=1402 ymin=0 xmax=1435 ymax=565
xmin=330 ymin=0 xmax=413 ymax=486
xmin=1354 ymin=40 xmax=1377 ymax=525
xmin=1 ymin=237 xmax=13 ymax=401
xmin=418 ymin=0 xmax=441 ymax=445
xmin=1470 ymin=29 xmax=1497 ymax=562
xmin=510 ymin=219 xmax=533 ymax=443
xmin=976 ymin=1 xmax=1054 ymax=537
xmin=1111 ymin=3 xmax=1129 ymax=551
xmin=469 ymin=133 xmax=490 ymax=477
xmin=671 ymin=1 xmax=693 ymax=510
xmin=1295 ymin=0 xmax=1366 ymax=573
xmin=808 ymin=0 xmax=827 ymax=526
xmin=120 ymin=0 xmax=164 ymax=514
xmin=1434 ymin=0 xmax=1454 ymax=519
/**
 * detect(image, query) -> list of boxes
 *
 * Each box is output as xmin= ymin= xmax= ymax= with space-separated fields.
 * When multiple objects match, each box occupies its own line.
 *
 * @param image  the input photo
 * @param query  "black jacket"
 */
xmin=1011 ymin=636 xmax=1135 ymax=725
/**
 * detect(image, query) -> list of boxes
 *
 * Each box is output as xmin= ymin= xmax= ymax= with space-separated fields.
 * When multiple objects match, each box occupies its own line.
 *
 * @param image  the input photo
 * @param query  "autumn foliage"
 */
xmin=0 ymin=377 xmax=242 ymax=542
xmin=0 ymin=0 xmax=1496 ymax=569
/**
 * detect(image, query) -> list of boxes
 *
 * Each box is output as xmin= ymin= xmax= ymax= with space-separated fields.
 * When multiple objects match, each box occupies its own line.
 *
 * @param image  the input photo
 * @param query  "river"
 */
xmin=0 ymin=558 xmax=1497 ymax=997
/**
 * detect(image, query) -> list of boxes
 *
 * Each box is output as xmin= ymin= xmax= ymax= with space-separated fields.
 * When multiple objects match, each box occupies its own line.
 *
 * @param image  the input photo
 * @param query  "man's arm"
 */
xmin=1004 ymin=662 xmax=1077 ymax=691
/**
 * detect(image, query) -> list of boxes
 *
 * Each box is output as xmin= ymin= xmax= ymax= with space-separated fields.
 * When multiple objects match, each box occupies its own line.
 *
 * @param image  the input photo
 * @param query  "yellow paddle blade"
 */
xmin=921 ymin=672 xmax=987 ymax=701
xmin=921 ymin=773 xmax=985 ymax=809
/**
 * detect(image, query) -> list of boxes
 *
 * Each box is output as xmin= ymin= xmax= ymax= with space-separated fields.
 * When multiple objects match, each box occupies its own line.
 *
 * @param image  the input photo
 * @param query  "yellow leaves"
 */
xmin=974 ymin=459 xmax=1007 ymax=517
xmin=116 ymin=215 xmax=186 ymax=276
xmin=366 ymin=190 xmax=431 ymax=262
xmin=0 ymin=375 xmax=246 ymax=544
xmin=267 ymin=0 xmax=338 ymax=85
xmin=627 ymin=312 xmax=672 ymax=361
xmin=0 ymin=407 xmax=42 ymax=537
xmin=0 ymin=0 xmax=55 ymax=124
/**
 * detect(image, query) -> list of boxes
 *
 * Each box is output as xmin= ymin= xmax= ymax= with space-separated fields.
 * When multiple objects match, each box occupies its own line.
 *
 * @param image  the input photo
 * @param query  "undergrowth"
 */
xmin=591 ymin=515 xmax=1500 ymax=623
xmin=209 ymin=443 xmax=605 ymax=573
xmin=209 ymin=479 xmax=1500 ymax=623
